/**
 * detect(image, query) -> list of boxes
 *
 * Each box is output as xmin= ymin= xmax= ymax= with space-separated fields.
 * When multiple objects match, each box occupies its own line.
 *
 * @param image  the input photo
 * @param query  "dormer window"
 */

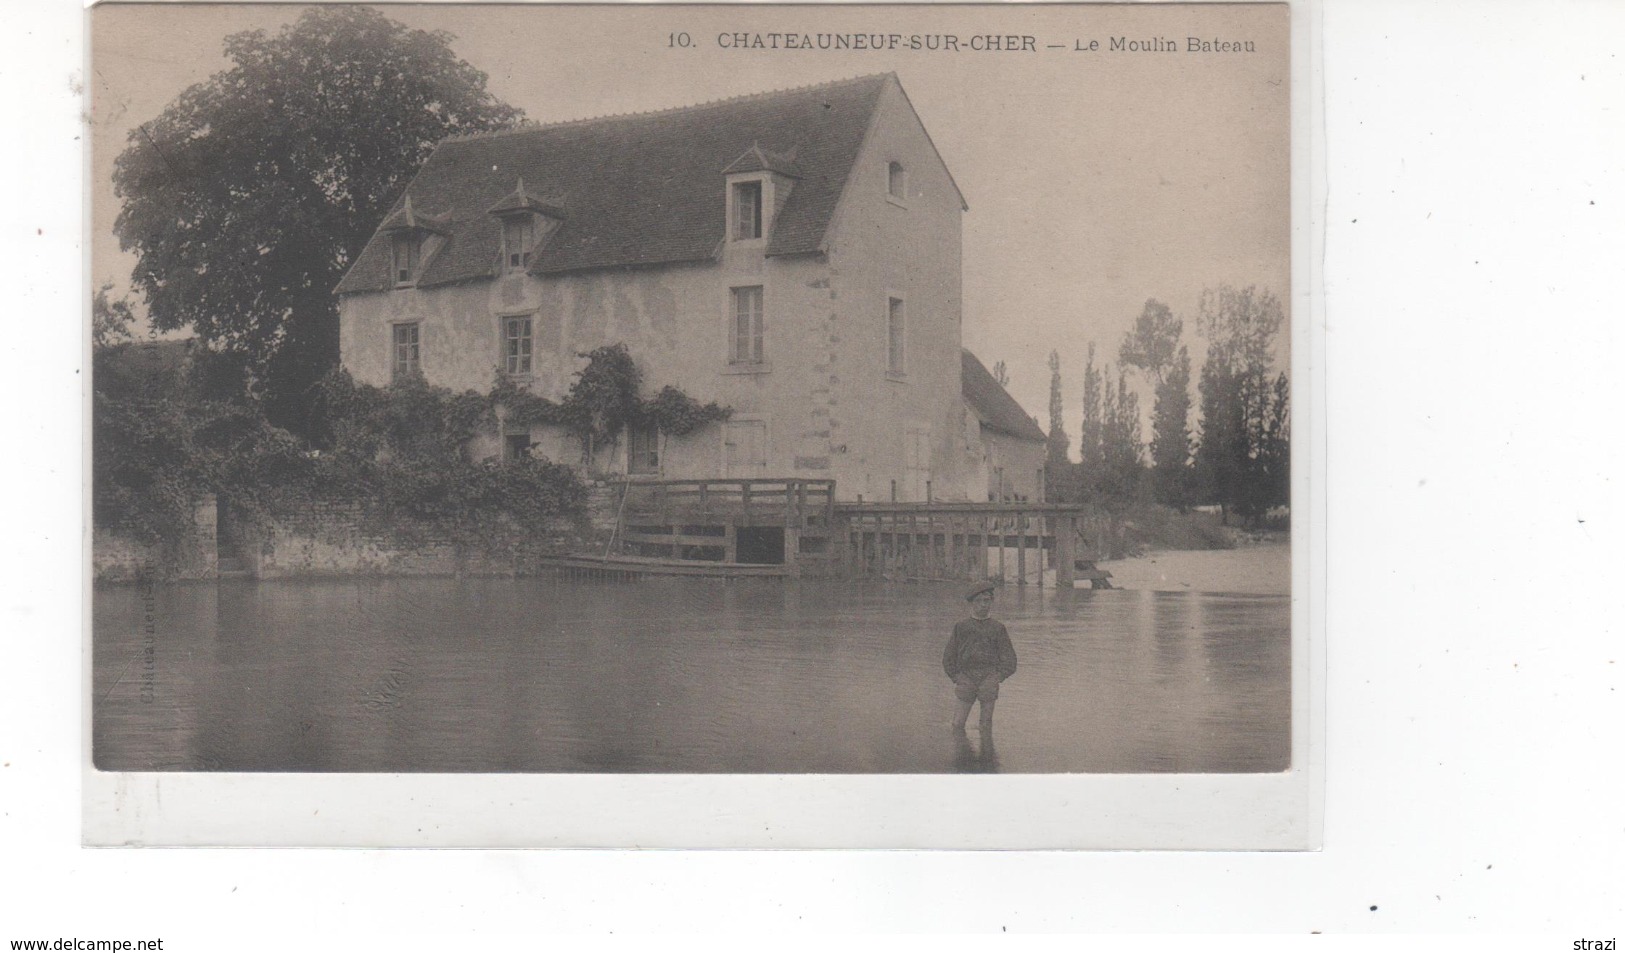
xmin=392 ymin=232 xmax=421 ymax=286
xmin=887 ymin=161 xmax=908 ymax=204
xmin=381 ymin=195 xmax=446 ymax=287
xmin=732 ymin=180 xmax=763 ymax=240
xmin=502 ymin=216 xmax=536 ymax=273
xmin=487 ymin=178 xmax=563 ymax=275
xmin=723 ymin=144 xmax=799 ymax=246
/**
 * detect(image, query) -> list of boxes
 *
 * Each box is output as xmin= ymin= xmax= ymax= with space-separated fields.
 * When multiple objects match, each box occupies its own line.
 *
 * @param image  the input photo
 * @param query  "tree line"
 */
xmin=1041 ymin=286 xmax=1290 ymax=527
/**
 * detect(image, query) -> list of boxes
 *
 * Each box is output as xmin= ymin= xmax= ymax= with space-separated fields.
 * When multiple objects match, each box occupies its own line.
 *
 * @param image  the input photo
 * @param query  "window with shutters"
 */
xmin=503 ymin=316 xmax=532 ymax=376
xmin=731 ymin=180 xmax=763 ymax=240
xmin=887 ymin=296 xmax=907 ymax=377
xmin=392 ymin=233 xmax=422 ymax=286
xmin=729 ymin=286 xmax=764 ymax=365
xmin=502 ymin=216 xmax=536 ymax=273
xmin=391 ymin=323 xmax=420 ymax=381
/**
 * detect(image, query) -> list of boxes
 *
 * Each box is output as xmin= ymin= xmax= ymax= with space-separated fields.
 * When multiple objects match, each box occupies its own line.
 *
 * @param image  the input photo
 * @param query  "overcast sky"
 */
xmin=91 ymin=2 xmax=1290 ymax=449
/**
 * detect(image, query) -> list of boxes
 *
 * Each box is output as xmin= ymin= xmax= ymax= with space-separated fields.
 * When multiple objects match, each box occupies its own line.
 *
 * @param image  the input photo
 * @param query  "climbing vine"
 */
xmin=491 ymin=343 xmax=731 ymax=455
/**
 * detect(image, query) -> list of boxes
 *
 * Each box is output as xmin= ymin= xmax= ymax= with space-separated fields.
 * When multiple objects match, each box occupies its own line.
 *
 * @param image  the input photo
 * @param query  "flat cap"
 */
xmin=965 ymin=579 xmax=998 ymax=600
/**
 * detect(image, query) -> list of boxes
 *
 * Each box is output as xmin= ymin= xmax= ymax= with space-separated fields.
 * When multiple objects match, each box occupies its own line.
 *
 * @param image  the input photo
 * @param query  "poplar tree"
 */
xmin=1150 ymin=345 xmax=1194 ymax=509
xmin=1045 ymin=350 xmax=1071 ymax=483
xmin=1120 ymin=298 xmax=1192 ymax=509
xmin=1193 ymin=285 xmax=1289 ymax=525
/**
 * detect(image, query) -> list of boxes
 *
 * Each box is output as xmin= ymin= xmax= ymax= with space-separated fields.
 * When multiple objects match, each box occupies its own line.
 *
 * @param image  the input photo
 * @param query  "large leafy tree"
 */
xmin=112 ymin=7 xmax=524 ymax=431
xmin=1118 ymin=298 xmax=1183 ymax=387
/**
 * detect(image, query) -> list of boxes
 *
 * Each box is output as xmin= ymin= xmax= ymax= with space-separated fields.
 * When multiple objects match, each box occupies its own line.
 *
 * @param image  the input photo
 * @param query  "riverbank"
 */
xmin=1096 ymin=539 xmax=1291 ymax=595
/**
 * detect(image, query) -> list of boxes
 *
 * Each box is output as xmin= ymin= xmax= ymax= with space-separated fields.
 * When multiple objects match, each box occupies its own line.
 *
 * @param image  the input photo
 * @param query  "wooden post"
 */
xmin=1055 ymin=514 xmax=1076 ymax=589
xmin=698 ymin=481 xmax=709 ymax=518
xmin=1037 ymin=512 xmax=1045 ymax=589
xmin=741 ymin=481 xmax=753 ymax=526
xmin=988 ymin=510 xmax=1001 ymax=578
xmin=1016 ymin=511 xmax=1027 ymax=587
xmin=945 ymin=514 xmax=957 ymax=579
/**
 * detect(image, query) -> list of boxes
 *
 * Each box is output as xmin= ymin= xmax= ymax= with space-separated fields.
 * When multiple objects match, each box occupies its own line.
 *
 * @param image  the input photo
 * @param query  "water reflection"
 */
xmin=94 ymin=577 xmax=1289 ymax=774
xmin=952 ymin=727 xmax=1001 ymax=774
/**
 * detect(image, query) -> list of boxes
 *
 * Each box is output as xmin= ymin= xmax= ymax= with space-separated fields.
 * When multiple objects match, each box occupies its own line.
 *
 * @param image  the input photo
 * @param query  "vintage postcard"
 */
xmin=86 ymin=1 xmax=1319 ymax=847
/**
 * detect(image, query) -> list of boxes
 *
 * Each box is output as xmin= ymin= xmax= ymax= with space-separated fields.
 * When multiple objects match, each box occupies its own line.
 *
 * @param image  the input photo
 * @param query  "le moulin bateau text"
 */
xmin=681 ymin=32 xmax=1258 ymax=53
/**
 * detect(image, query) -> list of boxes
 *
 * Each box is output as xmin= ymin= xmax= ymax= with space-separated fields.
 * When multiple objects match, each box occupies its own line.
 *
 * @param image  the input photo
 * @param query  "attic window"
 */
xmin=732 ymin=181 xmax=763 ymax=240
xmin=502 ymin=216 xmax=536 ymax=273
xmin=392 ymin=233 xmax=422 ymax=285
xmin=888 ymin=162 xmax=907 ymax=202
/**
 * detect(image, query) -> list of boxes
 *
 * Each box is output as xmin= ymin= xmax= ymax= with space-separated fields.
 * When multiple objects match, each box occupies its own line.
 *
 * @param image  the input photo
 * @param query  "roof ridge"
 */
xmin=441 ymin=72 xmax=895 ymax=145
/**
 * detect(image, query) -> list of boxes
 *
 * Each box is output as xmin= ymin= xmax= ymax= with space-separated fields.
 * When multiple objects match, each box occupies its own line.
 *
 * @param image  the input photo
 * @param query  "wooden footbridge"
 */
xmin=550 ymin=478 xmax=1111 ymax=586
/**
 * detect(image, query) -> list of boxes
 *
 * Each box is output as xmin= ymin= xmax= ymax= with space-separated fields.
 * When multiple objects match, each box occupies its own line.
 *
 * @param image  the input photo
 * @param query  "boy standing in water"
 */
xmin=943 ymin=580 xmax=1018 ymax=732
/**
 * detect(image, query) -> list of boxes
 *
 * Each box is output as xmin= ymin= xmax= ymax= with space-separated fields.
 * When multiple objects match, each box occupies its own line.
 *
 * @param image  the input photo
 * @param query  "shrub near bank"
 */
xmin=309 ymin=369 xmax=588 ymax=551
xmin=94 ymin=341 xmax=733 ymax=574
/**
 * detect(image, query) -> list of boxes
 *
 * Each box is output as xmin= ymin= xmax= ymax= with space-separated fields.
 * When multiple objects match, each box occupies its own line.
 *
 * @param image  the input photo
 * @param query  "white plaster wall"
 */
xmin=823 ymin=80 xmax=970 ymax=501
xmin=339 ymin=252 xmax=837 ymax=480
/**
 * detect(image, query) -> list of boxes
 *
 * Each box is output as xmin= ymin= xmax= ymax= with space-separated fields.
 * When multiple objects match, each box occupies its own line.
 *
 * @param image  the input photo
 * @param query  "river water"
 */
xmin=94 ymin=561 xmax=1290 ymax=774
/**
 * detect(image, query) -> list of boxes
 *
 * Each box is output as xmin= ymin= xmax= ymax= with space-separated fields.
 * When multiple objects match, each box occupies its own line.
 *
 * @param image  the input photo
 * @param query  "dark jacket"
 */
xmin=943 ymin=618 xmax=1018 ymax=680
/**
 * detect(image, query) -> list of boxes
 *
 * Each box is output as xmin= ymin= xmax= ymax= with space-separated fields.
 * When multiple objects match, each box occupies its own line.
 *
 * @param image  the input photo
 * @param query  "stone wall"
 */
xmin=95 ymin=489 xmax=619 ymax=583
xmin=92 ymin=498 xmax=218 ymax=583
xmin=238 ymin=501 xmax=600 ymax=579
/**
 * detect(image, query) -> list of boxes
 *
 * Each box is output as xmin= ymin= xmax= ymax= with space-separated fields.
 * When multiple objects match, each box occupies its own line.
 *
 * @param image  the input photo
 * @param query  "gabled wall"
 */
xmin=822 ymin=78 xmax=970 ymax=501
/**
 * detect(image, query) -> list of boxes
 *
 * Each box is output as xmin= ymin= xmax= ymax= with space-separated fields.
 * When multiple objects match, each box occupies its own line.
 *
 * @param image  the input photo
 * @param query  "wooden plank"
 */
xmin=534 ymin=554 xmax=787 ymax=577
xmin=621 ymin=531 xmax=731 ymax=549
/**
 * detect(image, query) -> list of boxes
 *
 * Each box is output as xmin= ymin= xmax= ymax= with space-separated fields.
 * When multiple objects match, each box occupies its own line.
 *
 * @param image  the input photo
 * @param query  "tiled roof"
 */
xmin=962 ymin=349 xmax=1046 ymax=442
xmin=485 ymin=178 xmax=568 ymax=219
xmin=337 ymin=74 xmax=896 ymax=293
xmin=721 ymin=142 xmax=801 ymax=177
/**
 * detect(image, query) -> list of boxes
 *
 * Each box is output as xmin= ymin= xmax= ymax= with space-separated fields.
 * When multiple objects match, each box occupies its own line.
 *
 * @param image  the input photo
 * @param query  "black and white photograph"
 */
xmin=85 ymin=1 xmax=1307 ymax=845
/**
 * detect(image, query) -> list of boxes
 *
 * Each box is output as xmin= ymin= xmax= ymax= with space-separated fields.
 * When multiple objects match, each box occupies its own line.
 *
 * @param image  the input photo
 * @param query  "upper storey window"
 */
xmin=732 ymin=181 xmax=763 ymax=240
xmin=487 ymin=178 xmax=563 ymax=276
xmin=722 ymin=143 xmax=799 ymax=245
xmin=381 ymin=196 xmax=447 ymax=287
xmin=887 ymin=161 xmax=907 ymax=203
xmin=392 ymin=233 xmax=421 ymax=286
xmin=503 ymin=216 xmax=536 ymax=273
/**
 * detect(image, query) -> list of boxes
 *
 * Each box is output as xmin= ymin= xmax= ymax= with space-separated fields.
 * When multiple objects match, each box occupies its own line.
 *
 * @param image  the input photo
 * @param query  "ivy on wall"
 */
xmin=491 ymin=343 xmax=732 ymax=460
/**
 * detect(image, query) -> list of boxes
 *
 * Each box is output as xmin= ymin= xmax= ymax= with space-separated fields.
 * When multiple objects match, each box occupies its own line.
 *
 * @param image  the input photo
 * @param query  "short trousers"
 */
xmin=953 ymin=670 xmax=1001 ymax=704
